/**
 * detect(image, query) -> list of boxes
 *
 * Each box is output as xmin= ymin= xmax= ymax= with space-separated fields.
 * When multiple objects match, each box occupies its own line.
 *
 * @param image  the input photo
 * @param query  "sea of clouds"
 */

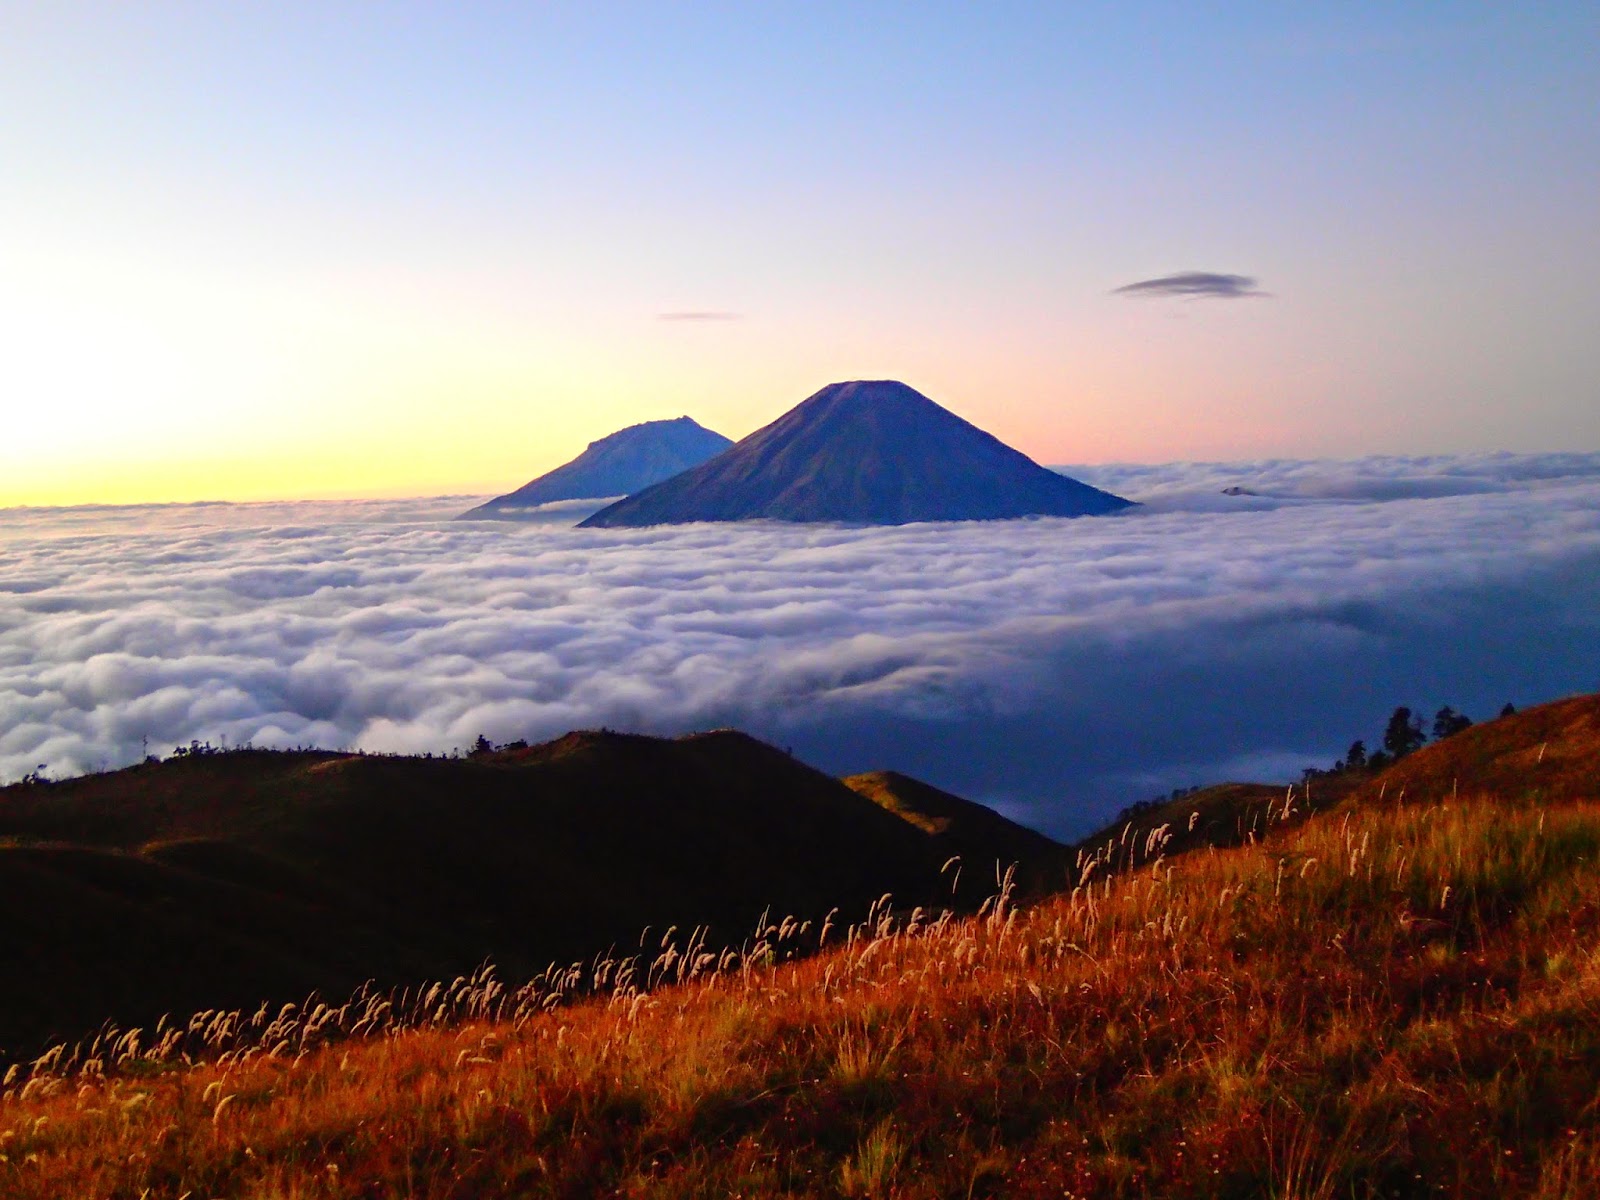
xmin=4 ymin=451 xmax=1599 ymax=838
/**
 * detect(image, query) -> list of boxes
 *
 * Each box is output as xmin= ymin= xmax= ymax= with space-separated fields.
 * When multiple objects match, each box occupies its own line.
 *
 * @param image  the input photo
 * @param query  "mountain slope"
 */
xmin=9 ymin=694 xmax=1599 ymax=1198
xmin=460 ymin=416 xmax=731 ymax=517
xmin=580 ymin=380 xmax=1133 ymax=527
xmin=0 ymin=732 xmax=1058 ymax=1057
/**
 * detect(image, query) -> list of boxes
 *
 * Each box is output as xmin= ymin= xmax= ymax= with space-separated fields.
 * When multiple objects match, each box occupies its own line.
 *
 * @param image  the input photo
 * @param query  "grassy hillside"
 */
xmin=3 ymin=694 xmax=1597 ymax=1197
xmin=1346 ymin=694 xmax=1600 ymax=808
xmin=0 ymin=730 xmax=1057 ymax=1060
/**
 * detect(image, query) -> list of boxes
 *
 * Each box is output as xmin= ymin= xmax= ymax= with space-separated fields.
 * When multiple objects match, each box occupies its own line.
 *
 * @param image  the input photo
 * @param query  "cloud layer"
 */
xmin=4 ymin=454 xmax=1599 ymax=838
xmin=1112 ymin=271 xmax=1266 ymax=299
xmin=1059 ymin=451 xmax=1600 ymax=512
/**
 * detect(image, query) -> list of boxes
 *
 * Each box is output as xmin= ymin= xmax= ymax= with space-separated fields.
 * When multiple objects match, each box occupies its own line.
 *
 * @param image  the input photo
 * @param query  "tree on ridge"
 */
xmin=1382 ymin=706 xmax=1427 ymax=762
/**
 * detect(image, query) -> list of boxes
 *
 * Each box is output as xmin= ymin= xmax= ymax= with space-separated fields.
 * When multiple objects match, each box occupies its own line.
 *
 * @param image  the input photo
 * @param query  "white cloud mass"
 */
xmin=4 ymin=453 xmax=1599 ymax=838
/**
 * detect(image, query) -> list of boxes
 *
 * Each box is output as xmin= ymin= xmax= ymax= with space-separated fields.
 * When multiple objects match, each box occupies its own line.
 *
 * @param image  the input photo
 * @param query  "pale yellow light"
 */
xmin=0 ymin=236 xmax=686 ymax=506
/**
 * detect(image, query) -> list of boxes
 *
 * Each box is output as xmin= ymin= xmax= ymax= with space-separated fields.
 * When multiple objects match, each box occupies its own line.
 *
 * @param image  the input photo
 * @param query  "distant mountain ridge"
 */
xmin=579 ymin=380 xmax=1133 ymax=527
xmin=461 ymin=416 xmax=732 ymax=518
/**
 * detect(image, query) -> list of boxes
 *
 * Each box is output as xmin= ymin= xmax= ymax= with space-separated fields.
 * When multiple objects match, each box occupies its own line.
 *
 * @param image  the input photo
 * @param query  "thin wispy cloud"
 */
xmin=657 ymin=310 xmax=741 ymax=321
xmin=1113 ymin=271 xmax=1268 ymax=299
xmin=3 ymin=454 xmax=1598 ymax=837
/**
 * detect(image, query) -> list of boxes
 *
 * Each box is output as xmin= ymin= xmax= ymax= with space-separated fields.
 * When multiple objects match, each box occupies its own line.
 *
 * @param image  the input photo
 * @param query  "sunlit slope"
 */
xmin=843 ymin=768 xmax=1065 ymax=894
xmin=1344 ymin=691 xmax=1600 ymax=807
xmin=5 ymin=696 xmax=1598 ymax=1197
xmin=1058 ymin=692 xmax=1600 ymax=879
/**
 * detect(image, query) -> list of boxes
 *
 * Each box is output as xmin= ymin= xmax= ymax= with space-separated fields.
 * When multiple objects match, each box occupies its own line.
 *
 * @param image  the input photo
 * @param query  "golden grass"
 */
xmin=4 ymin=784 xmax=1599 ymax=1198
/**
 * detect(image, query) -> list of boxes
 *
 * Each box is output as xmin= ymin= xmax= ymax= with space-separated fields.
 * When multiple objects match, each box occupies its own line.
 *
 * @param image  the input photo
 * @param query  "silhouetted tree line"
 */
xmin=170 ymin=738 xmax=228 ymax=758
xmin=1110 ymin=700 xmax=1518 ymax=815
xmin=467 ymin=734 xmax=529 ymax=759
xmin=1301 ymin=700 xmax=1516 ymax=783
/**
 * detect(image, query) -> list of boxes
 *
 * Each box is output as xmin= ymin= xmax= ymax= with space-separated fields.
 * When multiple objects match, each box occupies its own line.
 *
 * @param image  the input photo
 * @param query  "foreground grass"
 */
xmin=4 ymin=786 xmax=1599 ymax=1198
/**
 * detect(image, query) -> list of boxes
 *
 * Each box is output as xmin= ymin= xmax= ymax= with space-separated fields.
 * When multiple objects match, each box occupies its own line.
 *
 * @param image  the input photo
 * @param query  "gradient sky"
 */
xmin=3 ymin=4 xmax=1597 ymax=506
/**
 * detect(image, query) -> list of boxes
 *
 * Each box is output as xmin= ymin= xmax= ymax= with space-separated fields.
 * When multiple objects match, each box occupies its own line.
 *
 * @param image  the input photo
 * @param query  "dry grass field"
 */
xmin=2 ymin=695 xmax=1597 ymax=1198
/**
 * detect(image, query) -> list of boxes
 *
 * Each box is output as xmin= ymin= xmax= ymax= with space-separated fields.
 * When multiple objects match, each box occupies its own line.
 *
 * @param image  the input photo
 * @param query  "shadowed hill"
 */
xmin=1065 ymin=777 xmax=1373 ymax=877
xmin=0 ymin=731 xmax=1058 ymax=1058
xmin=1071 ymin=781 xmax=1304 ymax=868
xmin=460 ymin=416 xmax=731 ymax=518
xmin=580 ymin=380 xmax=1133 ymax=527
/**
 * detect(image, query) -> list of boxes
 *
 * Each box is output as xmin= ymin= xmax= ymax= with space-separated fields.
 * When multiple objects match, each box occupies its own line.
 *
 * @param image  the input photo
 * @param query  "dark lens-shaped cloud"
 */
xmin=1113 ymin=271 xmax=1266 ymax=299
xmin=657 ymin=310 xmax=741 ymax=321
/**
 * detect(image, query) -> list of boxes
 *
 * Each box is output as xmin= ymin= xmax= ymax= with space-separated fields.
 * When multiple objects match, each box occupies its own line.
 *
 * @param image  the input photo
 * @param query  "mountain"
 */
xmin=0 ymin=731 xmax=1058 ymax=1058
xmin=460 ymin=416 xmax=732 ymax=518
xmin=579 ymin=380 xmax=1134 ymax=527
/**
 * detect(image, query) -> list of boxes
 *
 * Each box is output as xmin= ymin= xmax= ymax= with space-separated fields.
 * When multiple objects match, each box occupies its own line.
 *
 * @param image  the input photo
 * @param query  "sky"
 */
xmin=3 ymin=5 xmax=1597 ymax=506
xmin=4 ymin=455 xmax=1599 ymax=837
